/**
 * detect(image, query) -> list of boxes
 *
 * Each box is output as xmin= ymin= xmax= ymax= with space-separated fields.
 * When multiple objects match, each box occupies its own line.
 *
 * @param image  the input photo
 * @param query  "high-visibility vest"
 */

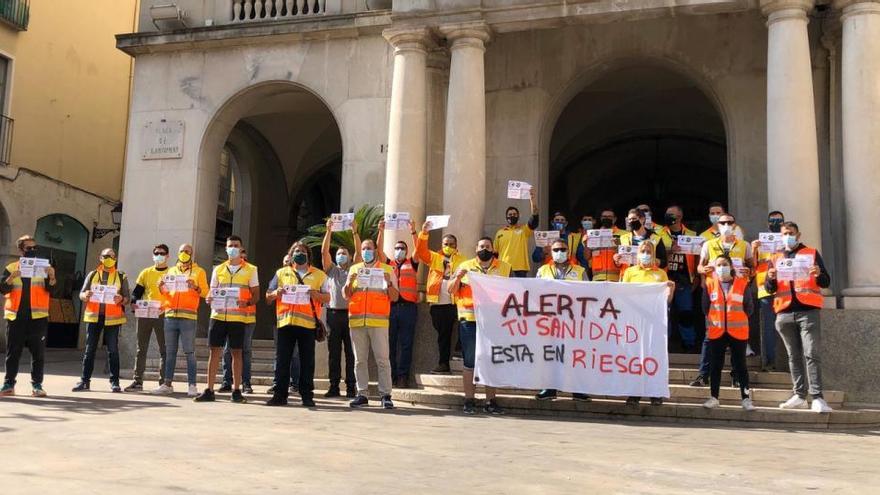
xmin=455 ymin=258 xmax=512 ymax=322
xmin=755 ymin=251 xmax=774 ymax=299
xmin=704 ymin=237 xmax=749 ymax=264
xmin=274 ymin=265 xmax=327 ymax=329
xmin=348 ymin=262 xmax=393 ymax=328
xmin=618 ymin=231 xmax=662 ymax=274
xmin=210 ymin=261 xmax=257 ymax=323
xmin=705 ymin=275 xmax=750 ymax=340
xmin=771 ymin=247 xmax=823 ymax=313
xmin=4 ymin=261 xmax=50 ymax=321
xmin=415 ymin=232 xmax=465 ymax=304
xmin=163 ymin=263 xmax=208 ymax=320
xmin=659 ymin=225 xmax=698 ymax=283
xmin=536 ymin=263 xmax=586 ymax=281
xmin=83 ymin=267 xmax=127 ymax=326
xmin=391 ymin=258 xmax=418 ymax=303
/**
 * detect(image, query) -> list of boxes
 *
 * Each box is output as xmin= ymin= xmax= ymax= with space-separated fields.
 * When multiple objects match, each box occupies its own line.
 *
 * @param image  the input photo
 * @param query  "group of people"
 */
xmin=0 ymin=193 xmax=832 ymax=414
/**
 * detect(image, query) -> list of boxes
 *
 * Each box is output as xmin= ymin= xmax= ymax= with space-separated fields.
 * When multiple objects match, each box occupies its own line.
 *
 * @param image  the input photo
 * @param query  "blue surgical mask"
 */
xmin=336 ymin=254 xmax=349 ymax=266
xmin=783 ymin=234 xmax=798 ymax=250
xmin=581 ymin=220 xmax=593 ymax=230
xmin=226 ymin=247 xmax=241 ymax=259
xmin=362 ymin=249 xmax=375 ymax=263
xmin=638 ymin=253 xmax=653 ymax=266
xmin=394 ymin=248 xmax=406 ymax=262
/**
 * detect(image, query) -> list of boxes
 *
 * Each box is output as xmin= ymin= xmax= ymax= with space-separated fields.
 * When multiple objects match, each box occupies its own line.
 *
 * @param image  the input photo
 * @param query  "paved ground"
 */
xmin=1 ymin=351 xmax=878 ymax=494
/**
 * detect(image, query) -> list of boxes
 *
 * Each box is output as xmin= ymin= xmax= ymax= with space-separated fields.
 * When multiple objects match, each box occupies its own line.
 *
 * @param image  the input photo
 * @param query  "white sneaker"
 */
xmin=702 ymin=397 xmax=720 ymax=409
xmin=779 ymin=395 xmax=808 ymax=409
xmin=151 ymin=384 xmax=174 ymax=395
xmin=741 ymin=398 xmax=756 ymax=411
xmin=187 ymin=385 xmax=199 ymax=397
xmin=745 ymin=344 xmax=756 ymax=357
xmin=811 ymin=398 xmax=833 ymax=413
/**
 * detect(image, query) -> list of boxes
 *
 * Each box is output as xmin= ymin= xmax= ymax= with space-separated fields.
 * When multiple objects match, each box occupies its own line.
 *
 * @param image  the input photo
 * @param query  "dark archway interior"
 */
xmin=549 ymin=65 xmax=727 ymax=231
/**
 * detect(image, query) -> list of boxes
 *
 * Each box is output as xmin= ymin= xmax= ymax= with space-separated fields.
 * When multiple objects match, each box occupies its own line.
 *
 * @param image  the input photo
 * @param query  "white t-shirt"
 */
xmin=211 ymin=262 xmax=260 ymax=288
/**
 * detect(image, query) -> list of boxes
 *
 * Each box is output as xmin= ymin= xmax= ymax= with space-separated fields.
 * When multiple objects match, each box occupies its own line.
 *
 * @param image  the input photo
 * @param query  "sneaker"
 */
xmin=152 ymin=384 xmax=174 ymax=395
xmin=625 ymin=397 xmax=640 ymax=406
xmin=689 ymin=375 xmax=708 ymax=387
xmin=349 ymin=395 xmax=369 ymax=408
xmin=811 ymin=397 xmax=833 ymax=413
xmin=302 ymin=398 xmax=316 ymax=408
xmin=193 ymin=389 xmax=216 ymax=402
xmin=266 ymin=384 xmax=276 ymax=395
xmin=242 ymin=383 xmax=254 ymax=395
xmin=746 ymin=344 xmax=756 ymax=357
xmin=535 ymin=389 xmax=557 ymax=401
xmin=742 ymin=398 xmax=757 ymax=411
xmin=484 ymin=399 xmax=504 ymax=415
xmin=31 ymin=384 xmax=47 ymax=397
xmin=124 ymin=381 xmax=143 ymax=392
xmin=345 ymin=387 xmax=357 ymax=398
xmin=572 ymin=393 xmax=591 ymax=402
xmin=702 ymin=397 xmax=720 ymax=409
xmin=381 ymin=395 xmax=394 ymax=410
xmin=71 ymin=381 xmax=90 ymax=392
xmin=431 ymin=364 xmax=451 ymax=374
xmin=265 ymin=396 xmax=288 ymax=406
xmin=324 ymin=387 xmax=341 ymax=398
xmin=779 ymin=395 xmax=808 ymax=409
xmin=111 ymin=383 xmax=123 ymax=393
xmin=187 ymin=385 xmax=199 ymax=397
xmin=217 ymin=383 xmax=232 ymax=393
xmin=650 ymin=397 xmax=663 ymax=406
xmin=463 ymin=399 xmax=477 ymax=415
xmin=231 ymin=389 xmax=246 ymax=403
xmin=0 ymin=382 xmax=14 ymax=396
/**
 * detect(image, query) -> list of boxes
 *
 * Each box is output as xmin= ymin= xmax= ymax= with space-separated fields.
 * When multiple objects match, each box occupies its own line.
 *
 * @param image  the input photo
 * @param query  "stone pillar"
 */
xmin=835 ymin=0 xmax=880 ymax=303
xmin=761 ymin=0 xmax=822 ymax=248
xmin=382 ymin=28 xmax=434 ymax=253
xmin=439 ymin=22 xmax=491 ymax=251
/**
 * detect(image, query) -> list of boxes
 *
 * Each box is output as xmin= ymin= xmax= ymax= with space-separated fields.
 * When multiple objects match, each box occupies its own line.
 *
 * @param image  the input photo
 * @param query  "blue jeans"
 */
xmin=81 ymin=319 xmax=120 ymax=384
xmin=389 ymin=303 xmax=418 ymax=379
xmin=670 ymin=281 xmax=696 ymax=348
xmin=222 ymin=323 xmax=254 ymax=385
xmin=458 ymin=320 xmax=477 ymax=370
xmin=163 ymin=317 xmax=197 ymax=386
xmin=759 ymin=297 xmax=777 ymax=366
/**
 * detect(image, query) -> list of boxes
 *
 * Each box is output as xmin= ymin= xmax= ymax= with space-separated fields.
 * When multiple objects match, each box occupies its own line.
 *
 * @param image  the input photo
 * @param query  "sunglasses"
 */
xmin=551 ymin=248 xmax=568 ymax=253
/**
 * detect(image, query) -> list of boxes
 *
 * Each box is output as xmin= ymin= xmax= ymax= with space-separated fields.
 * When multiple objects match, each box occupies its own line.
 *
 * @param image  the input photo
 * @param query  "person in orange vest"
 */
xmin=0 ymin=235 xmax=56 ymax=397
xmin=377 ymin=218 xmax=420 ymax=388
xmin=751 ymin=211 xmax=785 ymax=371
xmin=415 ymin=219 xmax=466 ymax=374
xmin=344 ymin=238 xmax=399 ymax=409
xmin=764 ymin=221 xmax=832 ymax=413
xmin=700 ymin=255 xmax=756 ymax=411
xmin=153 ymin=243 xmax=208 ymax=397
xmin=73 ymin=248 xmax=130 ymax=393
xmin=449 ymin=236 xmax=511 ymax=415
xmin=195 ymin=235 xmax=260 ymax=404
xmin=125 ymin=243 xmax=170 ymax=392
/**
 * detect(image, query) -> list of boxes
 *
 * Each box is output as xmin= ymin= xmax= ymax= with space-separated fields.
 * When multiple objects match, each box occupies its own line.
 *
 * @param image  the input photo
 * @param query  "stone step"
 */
xmin=391 ymin=388 xmax=880 ymax=429
xmin=413 ymin=374 xmax=845 ymax=408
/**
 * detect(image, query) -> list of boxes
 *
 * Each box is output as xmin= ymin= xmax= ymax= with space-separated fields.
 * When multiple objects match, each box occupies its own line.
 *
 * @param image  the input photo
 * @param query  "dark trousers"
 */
xmin=4 ymin=317 xmax=48 ymax=386
xmin=274 ymin=325 xmax=315 ymax=401
xmin=429 ymin=304 xmax=457 ymax=366
xmin=326 ymin=308 xmax=354 ymax=388
xmin=709 ymin=333 xmax=750 ymax=400
xmin=82 ymin=318 xmax=120 ymax=384
xmin=389 ymin=302 xmax=418 ymax=379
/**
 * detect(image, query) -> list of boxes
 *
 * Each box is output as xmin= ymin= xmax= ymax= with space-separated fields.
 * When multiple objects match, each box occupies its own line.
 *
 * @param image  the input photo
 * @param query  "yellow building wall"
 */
xmin=0 ymin=0 xmax=138 ymax=200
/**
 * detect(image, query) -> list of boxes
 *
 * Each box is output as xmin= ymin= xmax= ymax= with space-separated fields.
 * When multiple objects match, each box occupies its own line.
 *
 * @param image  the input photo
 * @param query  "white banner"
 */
xmin=469 ymin=273 xmax=670 ymax=398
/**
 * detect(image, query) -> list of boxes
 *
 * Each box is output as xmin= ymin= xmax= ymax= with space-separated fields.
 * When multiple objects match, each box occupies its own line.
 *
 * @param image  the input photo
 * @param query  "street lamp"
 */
xmin=92 ymin=203 xmax=123 ymax=242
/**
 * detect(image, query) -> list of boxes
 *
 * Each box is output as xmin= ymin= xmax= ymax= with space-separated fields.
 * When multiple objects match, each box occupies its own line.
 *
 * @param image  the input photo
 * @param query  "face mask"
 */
xmin=226 ymin=247 xmax=241 ymax=259
xmin=552 ymin=250 xmax=568 ymax=264
xmin=441 ymin=245 xmax=456 ymax=257
xmin=628 ymin=220 xmax=642 ymax=231
xmin=102 ymin=257 xmax=117 ymax=269
xmin=718 ymin=224 xmax=733 ymax=236
xmin=600 ymin=218 xmax=613 ymax=229
xmin=783 ymin=234 xmax=798 ymax=250
xmin=717 ymin=265 xmax=732 ymax=279
xmin=709 ymin=214 xmax=721 ymax=224
xmin=335 ymin=253 xmax=349 ymax=266
xmin=664 ymin=213 xmax=676 ymax=225
xmin=394 ymin=248 xmax=406 ymax=262
xmin=637 ymin=253 xmax=652 ymax=266
xmin=178 ymin=252 xmax=191 ymax=264
xmin=507 ymin=216 xmax=519 ymax=226
xmin=552 ymin=222 xmax=565 ymax=231
xmin=292 ymin=252 xmax=308 ymax=265
xmin=581 ymin=220 xmax=593 ymax=230
xmin=769 ymin=218 xmax=783 ymax=233
xmin=23 ymin=248 xmax=37 ymax=258
xmin=362 ymin=249 xmax=375 ymax=263
xmin=153 ymin=254 xmax=167 ymax=264
xmin=477 ymin=249 xmax=493 ymax=262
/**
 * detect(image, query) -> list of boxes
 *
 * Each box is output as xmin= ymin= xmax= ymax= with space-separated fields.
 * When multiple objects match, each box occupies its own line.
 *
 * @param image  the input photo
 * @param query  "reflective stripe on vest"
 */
xmin=706 ymin=276 xmax=749 ymax=340
xmin=772 ymin=248 xmax=823 ymax=312
xmin=211 ymin=261 xmax=255 ymax=323
xmin=83 ymin=268 xmax=127 ymax=326
xmin=4 ymin=261 xmax=50 ymax=321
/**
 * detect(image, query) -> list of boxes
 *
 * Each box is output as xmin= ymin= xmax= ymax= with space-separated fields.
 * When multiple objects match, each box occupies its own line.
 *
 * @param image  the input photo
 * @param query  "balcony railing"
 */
xmin=231 ymin=0 xmax=330 ymax=22
xmin=0 ymin=0 xmax=29 ymax=31
xmin=0 ymin=115 xmax=13 ymax=166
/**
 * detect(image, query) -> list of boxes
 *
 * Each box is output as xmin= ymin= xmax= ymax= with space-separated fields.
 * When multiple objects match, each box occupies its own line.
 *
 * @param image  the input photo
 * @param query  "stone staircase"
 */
xmin=143 ymin=338 xmax=880 ymax=429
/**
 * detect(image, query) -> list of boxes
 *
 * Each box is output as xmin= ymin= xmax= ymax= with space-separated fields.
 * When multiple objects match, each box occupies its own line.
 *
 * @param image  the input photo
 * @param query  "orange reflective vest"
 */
xmin=274 ymin=265 xmax=327 ymax=329
xmin=83 ymin=267 xmax=127 ymax=326
xmin=705 ymin=275 xmax=749 ymax=340
xmin=771 ymin=248 xmax=823 ymax=313
xmin=347 ymin=262 xmax=393 ymax=328
xmin=4 ymin=261 xmax=50 ymax=321
xmin=455 ymin=258 xmax=512 ymax=322
xmin=163 ymin=262 xmax=209 ymax=320
xmin=415 ymin=232 xmax=465 ymax=304
xmin=391 ymin=258 xmax=418 ymax=303
xmin=210 ymin=261 xmax=257 ymax=323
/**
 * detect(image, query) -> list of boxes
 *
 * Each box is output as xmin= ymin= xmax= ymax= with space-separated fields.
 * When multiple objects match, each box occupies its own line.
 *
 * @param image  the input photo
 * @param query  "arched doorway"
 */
xmin=548 ymin=64 xmax=727 ymax=231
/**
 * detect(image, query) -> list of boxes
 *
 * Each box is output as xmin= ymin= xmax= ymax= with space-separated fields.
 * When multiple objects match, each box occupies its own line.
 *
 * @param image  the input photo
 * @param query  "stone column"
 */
xmin=761 ymin=0 xmax=822 ymax=248
xmin=835 ymin=0 xmax=880 ymax=303
xmin=382 ymin=27 xmax=434 ymax=252
xmin=439 ymin=22 xmax=491 ymax=251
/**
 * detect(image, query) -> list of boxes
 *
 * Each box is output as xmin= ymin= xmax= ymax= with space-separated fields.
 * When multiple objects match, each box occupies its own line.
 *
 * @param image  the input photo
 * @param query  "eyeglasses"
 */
xmin=551 ymin=248 xmax=568 ymax=253
xmin=718 ymin=220 xmax=735 ymax=225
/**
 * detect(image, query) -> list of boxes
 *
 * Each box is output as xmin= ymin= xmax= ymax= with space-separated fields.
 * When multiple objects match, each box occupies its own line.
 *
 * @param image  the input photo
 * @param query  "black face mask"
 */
xmin=23 ymin=248 xmax=37 ymax=258
xmin=769 ymin=219 xmax=783 ymax=233
xmin=506 ymin=216 xmax=519 ymax=226
xmin=664 ymin=213 xmax=676 ymax=225
xmin=477 ymin=249 xmax=493 ymax=262
xmin=600 ymin=218 xmax=613 ymax=229
xmin=628 ymin=220 xmax=642 ymax=231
